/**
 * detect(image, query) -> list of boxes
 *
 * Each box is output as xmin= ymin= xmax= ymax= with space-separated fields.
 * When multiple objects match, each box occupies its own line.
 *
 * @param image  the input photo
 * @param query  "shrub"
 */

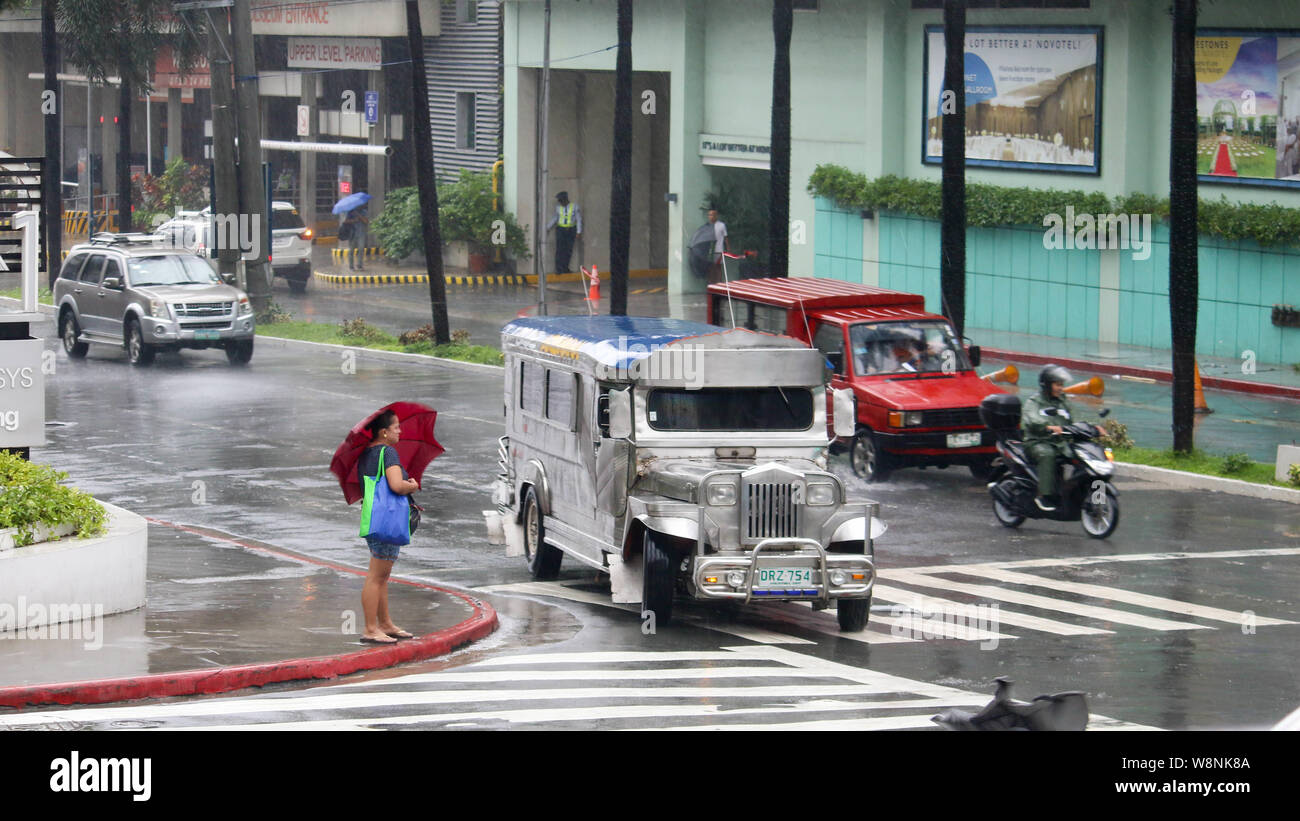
xmin=1288 ymin=464 xmax=1300 ymax=487
xmin=369 ymin=171 xmax=531 ymax=262
xmin=257 ymin=301 xmax=293 ymax=325
xmin=130 ymin=157 xmax=210 ymax=231
xmin=398 ymin=324 xmax=435 ymax=345
xmin=1096 ymin=419 xmax=1134 ymax=450
xmin=451 ymin=328 xmax=471 ymax=344
xmin=1221 ymin=452 xmax=1253 ymax=474
xmin=339 ymin=317 xmax=387 ymax=342
xmin=0 ymin=451 xmax=107 ymax=548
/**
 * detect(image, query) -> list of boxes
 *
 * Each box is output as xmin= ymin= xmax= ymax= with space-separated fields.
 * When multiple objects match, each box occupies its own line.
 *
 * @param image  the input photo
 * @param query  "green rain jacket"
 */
xmin=1021 ymin=391 xmax=1076 ymax=445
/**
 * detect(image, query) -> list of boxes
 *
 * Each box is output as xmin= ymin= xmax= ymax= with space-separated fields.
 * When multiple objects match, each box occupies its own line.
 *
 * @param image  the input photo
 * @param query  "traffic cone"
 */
xmin=981 ymin=365 xmax=1019 ymax=385
xmin=1065 ymin=376 xmax=1105 ymax=396
xmin=1194 ymin=361 xmax=1214 ymax=414
xmin=588 ymin=264 xmax=600 ymax=302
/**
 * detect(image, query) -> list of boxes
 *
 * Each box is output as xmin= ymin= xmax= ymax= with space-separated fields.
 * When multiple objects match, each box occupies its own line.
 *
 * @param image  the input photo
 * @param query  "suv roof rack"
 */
xmin=88 ymin=232 xmax=161 ymax=246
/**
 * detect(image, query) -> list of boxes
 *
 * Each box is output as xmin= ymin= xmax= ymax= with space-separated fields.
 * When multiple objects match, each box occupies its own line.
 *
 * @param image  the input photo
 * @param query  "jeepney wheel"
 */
xmin=850 ymin=430 xmax=890 ymax=482
xmin=837 ymin=595 xmax=871 ymax=631
xmin=523 ymin=486 xmax=562 ymax=580
xmin=642 ymin=530 xmax=676 ymax=627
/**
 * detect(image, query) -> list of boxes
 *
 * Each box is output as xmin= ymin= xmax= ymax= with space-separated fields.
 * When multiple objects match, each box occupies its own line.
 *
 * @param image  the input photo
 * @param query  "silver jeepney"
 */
xmin=491 ymin=316 xmax=881 ymax=631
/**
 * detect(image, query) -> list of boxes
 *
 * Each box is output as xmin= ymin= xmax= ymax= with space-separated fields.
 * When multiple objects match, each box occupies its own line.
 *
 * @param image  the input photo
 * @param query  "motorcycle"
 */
xmin=978 ymin=395 xmax=1120 ymax=539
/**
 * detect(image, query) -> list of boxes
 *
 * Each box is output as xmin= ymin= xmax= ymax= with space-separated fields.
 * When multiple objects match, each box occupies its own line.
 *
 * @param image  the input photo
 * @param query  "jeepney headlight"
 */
xmin=829 ymin=570 xmax=848 ymax=586
xmin=806 ymin=482 xmax=836 ymax=505
xmin=727 ymin=571 xmax=745 ymax=588
xmin=888 ymin=411 xmax=924 ymax=428
xmin=705 ymin=481 xmax=737 ymax=506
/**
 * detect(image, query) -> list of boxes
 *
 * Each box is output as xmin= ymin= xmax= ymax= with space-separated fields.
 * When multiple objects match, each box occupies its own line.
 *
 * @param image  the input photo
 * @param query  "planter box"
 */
xmin=442 ymin=240 xmax=471 ymax=269
xmin=0 ymin=502 xmax=147 ymax=627
xmin=0 ymin=521 xmax=77 ymax=553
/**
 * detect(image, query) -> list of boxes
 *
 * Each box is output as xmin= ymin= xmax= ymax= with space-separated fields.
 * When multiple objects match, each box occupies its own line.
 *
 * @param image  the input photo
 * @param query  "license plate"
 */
xmin=947 ymin=432 xmax=982 ymax=448
xmin=756 ymin=567 xmax=813 ymax=587
xmin=194 ymin=331 xmax=220 ymax=340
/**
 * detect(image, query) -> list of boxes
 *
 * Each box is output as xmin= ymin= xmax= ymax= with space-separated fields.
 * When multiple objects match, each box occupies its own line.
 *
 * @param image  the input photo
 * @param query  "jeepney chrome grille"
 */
xmin=744 ymin=482 xmax=799 ymax=541
xmin=920 ymin=407 xmax=981 ymax=428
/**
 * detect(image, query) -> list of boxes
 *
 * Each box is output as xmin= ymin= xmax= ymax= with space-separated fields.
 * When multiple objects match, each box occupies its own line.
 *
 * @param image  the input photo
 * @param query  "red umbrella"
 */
xmin=330 ymin=401 xmax=445 ymax=505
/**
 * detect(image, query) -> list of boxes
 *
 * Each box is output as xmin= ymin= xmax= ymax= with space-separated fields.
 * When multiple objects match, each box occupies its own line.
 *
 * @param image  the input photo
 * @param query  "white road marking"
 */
xmin=884 ymin=570 xmax=1212 ymax=632
xmin=900 ymin=546 xmax=1300 ymax=575
xmin=872 ymin=584 xmax=1112 ymax=636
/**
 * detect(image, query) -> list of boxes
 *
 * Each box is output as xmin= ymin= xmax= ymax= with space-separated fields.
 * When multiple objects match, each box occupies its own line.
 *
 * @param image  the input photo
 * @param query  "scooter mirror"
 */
xmin=1099 ymin=408 xmax=1111 ymax=418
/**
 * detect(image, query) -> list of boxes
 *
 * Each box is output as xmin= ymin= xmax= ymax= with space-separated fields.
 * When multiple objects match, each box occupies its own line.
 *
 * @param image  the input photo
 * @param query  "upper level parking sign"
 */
xmin=364 ymin=91 xmax=379 ymax=125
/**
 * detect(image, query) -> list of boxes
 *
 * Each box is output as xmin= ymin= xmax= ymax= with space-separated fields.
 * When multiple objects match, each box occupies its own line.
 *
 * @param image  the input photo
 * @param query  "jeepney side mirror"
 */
xmin=967 ymin=345 xmax=981 ymax=367
xmin=608 ymin=388 xmax=633 ymax=439
xmin=832 ymin=388 xmax=857 ymax=439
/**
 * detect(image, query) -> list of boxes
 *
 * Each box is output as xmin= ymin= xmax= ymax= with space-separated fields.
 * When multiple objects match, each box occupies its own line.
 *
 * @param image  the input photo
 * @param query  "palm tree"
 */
xmin=1170 ymin=0 xmax=1198 ymax=452
xmin=406 ymin=0 xmax=450 ymax=344
xmin=940 ymin=0 xmax=966 ymax=336
xmin=768 ymin=0 xmax=792 ymax=278
xmin=609 ymin=0 xmax=633 ymax=316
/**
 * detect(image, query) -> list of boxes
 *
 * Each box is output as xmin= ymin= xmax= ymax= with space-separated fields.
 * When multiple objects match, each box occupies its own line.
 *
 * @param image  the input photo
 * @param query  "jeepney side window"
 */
xmin=520 ymin=361 xmax=544 ymax=414
xmin=545 ymin=369 xmax=576 ymax=430
xmin=751 ymin=304 xmax=787 ymax=334
xmin=813 ymin=322 xmax=845 ymax=375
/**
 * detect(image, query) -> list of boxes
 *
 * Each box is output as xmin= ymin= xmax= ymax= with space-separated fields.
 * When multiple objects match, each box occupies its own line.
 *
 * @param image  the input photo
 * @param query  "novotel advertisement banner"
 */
xmin=1196 ymin=31 xmax=1300 ymax=187
xmin=0 ymin=339 xmax=44 ymax=450
xmin=923 ymin=27 xmax=1101 ymax=173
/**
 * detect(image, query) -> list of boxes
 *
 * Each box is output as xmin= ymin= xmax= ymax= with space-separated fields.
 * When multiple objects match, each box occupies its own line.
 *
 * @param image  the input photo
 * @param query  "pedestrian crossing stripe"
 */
xmin=476 ymin=545 xmax=1298 ymax=644
xmin=0 ymin=645 xmax=1157 ymax=730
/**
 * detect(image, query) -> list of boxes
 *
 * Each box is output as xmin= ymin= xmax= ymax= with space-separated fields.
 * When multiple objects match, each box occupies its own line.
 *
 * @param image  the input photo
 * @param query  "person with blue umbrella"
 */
xmin=334 ymin=192 xmax=372 ymax=271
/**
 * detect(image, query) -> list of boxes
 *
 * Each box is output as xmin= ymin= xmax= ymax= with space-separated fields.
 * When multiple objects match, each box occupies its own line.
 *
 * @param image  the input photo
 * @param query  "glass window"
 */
xmin=520 ymin=361 xmax=544 ymax=414
xmin=456 ymin=93 xmax=477 ymax=150
xmin=456 ymin=0 xmax=478 ymax=24
xmin=813 ymin=323 xmax=845 ymax=375
xmin=101 ymin=258 xmax=123 ymax=287
xmin=271 ymin=209 xmax=305 ymax=230
xmin=850 ymin=320 xmax=969 ymax=376
xmin=545 ymin=370 xmax=575 ymax=427
xmin=78 ymin=255 xmax=105 ymax=285
xmin=126 ymin=255 xmax=221 ymax=287
xmin=751 ymin=304 xmax=788 ymax=334
xmin=647 ymin=387 xmax=814 ymax=431
xmin=60 ymin=253 xmax=87 ymax=281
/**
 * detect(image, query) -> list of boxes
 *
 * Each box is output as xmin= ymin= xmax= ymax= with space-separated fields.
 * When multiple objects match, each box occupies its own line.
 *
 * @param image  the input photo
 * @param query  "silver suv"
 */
xmin=54 ymin=234 xmax=256 ymax=366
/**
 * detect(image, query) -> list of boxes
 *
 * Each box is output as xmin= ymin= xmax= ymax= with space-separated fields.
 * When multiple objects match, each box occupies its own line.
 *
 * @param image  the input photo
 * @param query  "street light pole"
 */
xmin=535 ymin=0 xmax=551 ymax=316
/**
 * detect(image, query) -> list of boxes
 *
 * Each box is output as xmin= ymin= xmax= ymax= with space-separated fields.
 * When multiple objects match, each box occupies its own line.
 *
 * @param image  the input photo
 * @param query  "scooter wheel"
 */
xmin=992 ymin=492 xmax=1025 ymax=528
xmin=1080 ymin=484 xmax=1120 ymax=539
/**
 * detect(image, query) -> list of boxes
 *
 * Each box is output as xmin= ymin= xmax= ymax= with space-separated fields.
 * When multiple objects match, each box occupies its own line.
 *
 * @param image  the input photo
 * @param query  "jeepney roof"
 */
xmin=708 ymin=276 xmax=925 ymax=310
xmin=501 ymin=315 xmax=806 ymax=370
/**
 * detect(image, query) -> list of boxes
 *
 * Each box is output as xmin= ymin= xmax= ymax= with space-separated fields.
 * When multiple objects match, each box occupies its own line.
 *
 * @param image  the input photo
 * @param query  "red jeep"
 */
xmin=707 ymin=277 xmax=1007 ymax=482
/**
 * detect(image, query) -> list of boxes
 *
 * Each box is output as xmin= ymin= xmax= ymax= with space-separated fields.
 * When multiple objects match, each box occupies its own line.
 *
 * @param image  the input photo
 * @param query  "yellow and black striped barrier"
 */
xmin=62 ymin=211 xmax=117 ymax=235
xmin=330 ymin=247 xmax=387 ymax=265
xmin=313 ymin=270 xmax=533 ymax=287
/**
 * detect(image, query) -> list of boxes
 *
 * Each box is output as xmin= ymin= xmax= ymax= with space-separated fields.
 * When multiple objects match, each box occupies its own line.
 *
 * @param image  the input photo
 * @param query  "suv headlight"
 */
xmin=237 ymin=296 xmax=252 ymax=316
xmin=149 ymin=299 xmax=171 ymax=319
xmin=805 ymin=482 xmax=836 ymax=505
xmin=705 ymin=481 xmax=737 ymax=506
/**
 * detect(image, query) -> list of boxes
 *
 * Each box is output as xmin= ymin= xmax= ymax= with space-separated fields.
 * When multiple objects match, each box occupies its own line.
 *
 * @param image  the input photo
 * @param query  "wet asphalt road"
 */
xmin=13 ymin=311 xmax=1300 ymax=730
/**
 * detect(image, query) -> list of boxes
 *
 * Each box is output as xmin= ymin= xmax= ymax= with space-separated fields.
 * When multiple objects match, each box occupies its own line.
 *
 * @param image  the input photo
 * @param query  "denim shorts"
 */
xmin=366 ymin=536 xmax=401 ymax=561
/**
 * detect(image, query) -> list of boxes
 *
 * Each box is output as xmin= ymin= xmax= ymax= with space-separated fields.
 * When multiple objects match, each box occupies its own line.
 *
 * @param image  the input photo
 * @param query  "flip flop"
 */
xmin=360 ymin=635 xmax=398 ymax=644
xmin=385 ymin=630 xmax=415 ymax=640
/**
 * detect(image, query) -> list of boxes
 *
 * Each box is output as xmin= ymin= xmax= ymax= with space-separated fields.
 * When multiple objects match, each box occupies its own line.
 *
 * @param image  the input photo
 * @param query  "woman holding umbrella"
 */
xmin=331 ymin=401 xmax=444 ymax=644
xmin=358 ymin=410 xmax=420 ymax=643
xmin=334 ymin=192 xmax=372 ymax=271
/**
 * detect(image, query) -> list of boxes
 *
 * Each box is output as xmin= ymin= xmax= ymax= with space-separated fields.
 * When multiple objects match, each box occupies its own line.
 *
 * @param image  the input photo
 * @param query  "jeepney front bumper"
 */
xmin=691 ymin=538 xmax=875 ymax=603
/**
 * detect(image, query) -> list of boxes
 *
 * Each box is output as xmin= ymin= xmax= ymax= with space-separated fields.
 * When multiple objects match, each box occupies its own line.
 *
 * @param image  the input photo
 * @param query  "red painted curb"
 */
xmin=983 ymin=348 xmax=1300 ymax=401
xmin=0 ymin=520 xmax=500 ymax=711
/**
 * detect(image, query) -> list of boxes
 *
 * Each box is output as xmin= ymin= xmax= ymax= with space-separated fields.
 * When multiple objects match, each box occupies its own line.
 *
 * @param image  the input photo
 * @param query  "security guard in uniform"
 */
xmin=1021 ymin=364 xmax=1075 ymax=511
xmin=546 ymin=191 xmax=582 ymax=274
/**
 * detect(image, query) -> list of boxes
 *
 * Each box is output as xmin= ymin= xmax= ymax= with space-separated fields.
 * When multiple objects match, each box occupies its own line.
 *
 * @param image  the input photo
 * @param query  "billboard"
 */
xmin=1197 ymin=31 xmax=1300 ymax=188
xmin=923 ymin=26 xmax=1102 ymax=174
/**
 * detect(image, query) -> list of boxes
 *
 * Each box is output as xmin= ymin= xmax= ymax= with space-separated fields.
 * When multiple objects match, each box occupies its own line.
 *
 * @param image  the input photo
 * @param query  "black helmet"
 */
xmin=1039 ymin=364 xmax=1072 ymax=391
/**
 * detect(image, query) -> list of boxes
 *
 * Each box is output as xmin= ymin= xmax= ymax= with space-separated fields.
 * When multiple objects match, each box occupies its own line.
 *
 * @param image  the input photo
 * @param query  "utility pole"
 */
xmin=940 ymin=0 xmax=967 ymax=337
xmin=534 ymin=0 xmax=552 ymax=315
xmin=204 ymin=7 xmax=240 ymax=281
xmin=231 ymin=0 xmax=270 ymax=312
xmin=609 ymin=0 xmax=632 ymax=315
xmin=42 ymin=0 xmax=61 ymax=289
xmin=406 ymin=0 xmax=450 ymax=345
xmin=1170 ymin=0 xmax=1199 ymax=453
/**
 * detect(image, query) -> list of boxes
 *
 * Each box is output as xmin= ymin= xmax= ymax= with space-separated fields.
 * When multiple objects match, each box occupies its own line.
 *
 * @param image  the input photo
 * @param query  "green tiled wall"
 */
xmin=812 ymin=198 xmax=1300 ymax=365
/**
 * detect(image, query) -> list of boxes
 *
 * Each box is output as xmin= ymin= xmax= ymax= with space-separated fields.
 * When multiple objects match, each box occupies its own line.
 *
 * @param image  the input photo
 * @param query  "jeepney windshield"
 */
xmin=850 ymin=321 xmax=969 ymax=376
xmin=647 ymin=387 xmax=814 ymax=431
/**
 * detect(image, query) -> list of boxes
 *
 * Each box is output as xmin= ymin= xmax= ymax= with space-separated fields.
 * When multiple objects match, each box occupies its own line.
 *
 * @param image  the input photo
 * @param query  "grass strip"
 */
xmin=1114 ymin=445 xmax=1298 ymax=489
xmin=256 ymin=320 xmax=504 ymax=366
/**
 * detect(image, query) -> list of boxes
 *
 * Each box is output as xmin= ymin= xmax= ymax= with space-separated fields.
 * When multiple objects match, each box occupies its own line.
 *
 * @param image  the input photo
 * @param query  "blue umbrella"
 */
xmin=332 ymin=192 xmax=372 ymax=215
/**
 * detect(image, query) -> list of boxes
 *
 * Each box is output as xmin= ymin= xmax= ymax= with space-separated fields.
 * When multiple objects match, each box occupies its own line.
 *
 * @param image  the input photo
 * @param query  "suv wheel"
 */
xmin=60 ymin=311 xmax=89 ymax=358
xmin=125 ymin=318 xmax=155 ymax=366
xmin=225 ymin=339 xmax=254 ymax=365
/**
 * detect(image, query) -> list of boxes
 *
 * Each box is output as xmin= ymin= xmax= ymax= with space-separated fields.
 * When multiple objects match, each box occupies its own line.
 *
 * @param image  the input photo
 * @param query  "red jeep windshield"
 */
xmin=850 ymin=321 xmax=969 ymax=376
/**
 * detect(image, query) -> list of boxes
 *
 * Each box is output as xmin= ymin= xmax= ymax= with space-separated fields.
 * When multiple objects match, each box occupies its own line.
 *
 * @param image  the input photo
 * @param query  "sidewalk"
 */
xmin=970 ymin=326 xmax=1300 ymax=401
xmin=0 ymin=518 xmax=497 ymax=709
xmin=310 ymin=245 xmax=666 ymax=286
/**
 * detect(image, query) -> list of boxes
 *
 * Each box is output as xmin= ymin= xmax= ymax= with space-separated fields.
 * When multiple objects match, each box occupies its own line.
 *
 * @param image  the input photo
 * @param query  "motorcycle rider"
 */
xmin=1022 ymin=365 xmax=1075 ymax=512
